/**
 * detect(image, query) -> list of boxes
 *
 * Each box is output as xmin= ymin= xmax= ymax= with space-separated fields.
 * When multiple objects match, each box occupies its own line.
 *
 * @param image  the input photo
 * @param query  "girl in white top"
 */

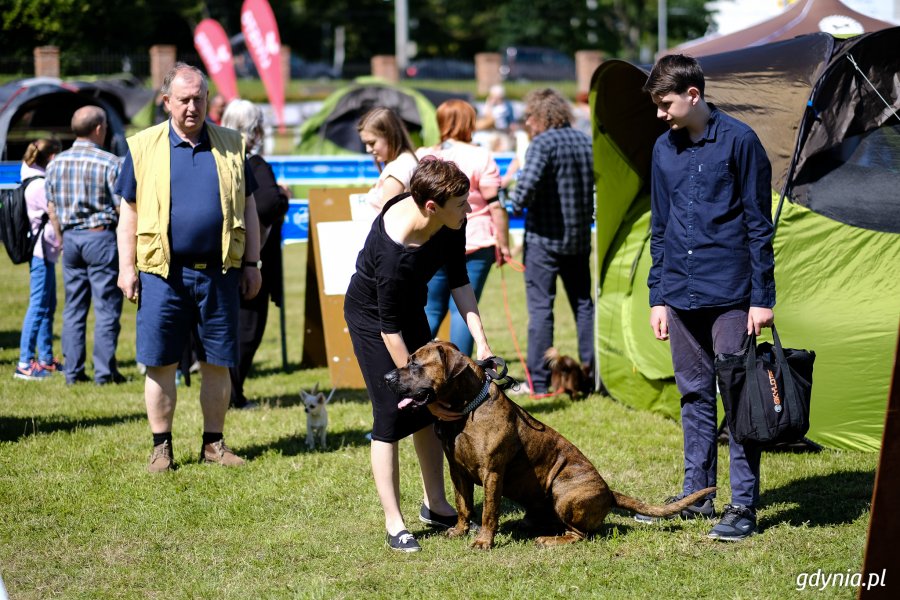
xmin=357 ymin=107 xmax=419 ymax=212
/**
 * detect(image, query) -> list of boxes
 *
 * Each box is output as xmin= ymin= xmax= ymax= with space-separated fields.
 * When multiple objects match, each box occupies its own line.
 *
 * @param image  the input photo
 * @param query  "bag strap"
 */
xmin=744 ymin=330 xmax=761 ymax=403
xmin=770 ymin=324 xmax=801 ymax=411
xmin=19 ymin=176 xmax=50 ymax=236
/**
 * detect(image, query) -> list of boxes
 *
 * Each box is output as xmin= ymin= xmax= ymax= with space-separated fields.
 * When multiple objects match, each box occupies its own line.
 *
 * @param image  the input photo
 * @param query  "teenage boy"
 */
xmin=634 ymin=54 xmax=775 ymax=541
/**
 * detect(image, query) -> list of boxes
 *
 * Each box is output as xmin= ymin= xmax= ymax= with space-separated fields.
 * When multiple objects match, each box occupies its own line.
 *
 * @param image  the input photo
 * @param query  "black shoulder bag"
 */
xmin=715 ymin=325 xmax=815 ymax=446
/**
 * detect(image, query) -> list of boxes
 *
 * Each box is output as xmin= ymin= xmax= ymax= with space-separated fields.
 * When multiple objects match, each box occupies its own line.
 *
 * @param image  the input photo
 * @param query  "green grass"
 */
xmin=0 ymin=244 xmax=875 ymax=599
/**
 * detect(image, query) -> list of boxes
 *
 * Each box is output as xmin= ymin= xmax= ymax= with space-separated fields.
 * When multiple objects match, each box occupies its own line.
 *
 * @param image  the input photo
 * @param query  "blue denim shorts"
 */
xmin=136 ymin=263 xmax=240 ymax=367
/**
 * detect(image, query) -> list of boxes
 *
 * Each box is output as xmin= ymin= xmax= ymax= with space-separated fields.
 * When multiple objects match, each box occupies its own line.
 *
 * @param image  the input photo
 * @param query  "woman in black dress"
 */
xmin=344 ymin=158 xmax=495 ymax=552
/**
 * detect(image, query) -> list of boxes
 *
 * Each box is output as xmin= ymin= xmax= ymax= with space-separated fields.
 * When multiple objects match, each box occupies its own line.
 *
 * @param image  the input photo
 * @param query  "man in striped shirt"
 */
xmin=46 ymin=105 xmax=125 ymax=386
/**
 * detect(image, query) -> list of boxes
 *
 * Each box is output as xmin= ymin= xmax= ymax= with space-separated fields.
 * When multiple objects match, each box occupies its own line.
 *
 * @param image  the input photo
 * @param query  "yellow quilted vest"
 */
xmin=126 ymin=120 xmax=246 ymax=277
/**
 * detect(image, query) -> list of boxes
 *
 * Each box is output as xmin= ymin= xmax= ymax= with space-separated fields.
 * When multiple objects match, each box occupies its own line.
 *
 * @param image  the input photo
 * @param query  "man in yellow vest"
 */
xmin=115 ymin=63 xmax=262 ymax=473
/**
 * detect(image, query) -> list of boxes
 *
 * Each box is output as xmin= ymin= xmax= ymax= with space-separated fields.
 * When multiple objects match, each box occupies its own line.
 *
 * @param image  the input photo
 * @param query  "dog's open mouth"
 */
xmin=397 ymin=387 xmax=435 ymax=410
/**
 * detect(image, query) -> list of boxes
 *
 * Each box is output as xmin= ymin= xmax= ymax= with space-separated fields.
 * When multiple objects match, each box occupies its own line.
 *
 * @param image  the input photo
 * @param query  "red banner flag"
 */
xmin=193 ymin=19 xmax=239 ymax=102
xmin=241 ymin=0 xmax=285 ymax=130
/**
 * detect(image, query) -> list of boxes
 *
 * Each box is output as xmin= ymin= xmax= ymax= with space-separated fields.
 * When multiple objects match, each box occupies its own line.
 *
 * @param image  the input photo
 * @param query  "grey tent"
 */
xmin=0 ymin=76 xmax=152 ymax=160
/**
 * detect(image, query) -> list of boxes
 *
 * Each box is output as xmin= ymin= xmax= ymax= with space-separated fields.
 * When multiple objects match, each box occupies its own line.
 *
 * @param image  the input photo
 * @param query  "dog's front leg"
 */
xmin=305 ymin=426 xmax=315 ymax=449
xmin=447 ymin=466 xmax=475 ymax=538
xmin=472 ymin=470 xmax=503 ymax=550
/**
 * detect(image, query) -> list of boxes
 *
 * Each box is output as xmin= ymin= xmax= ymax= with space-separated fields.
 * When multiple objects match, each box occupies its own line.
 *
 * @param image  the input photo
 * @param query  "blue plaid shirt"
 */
xmin=509 ymin=125 xmax=595 ymax=255
xmin=46 ymin=141 xmax=121 ymax=230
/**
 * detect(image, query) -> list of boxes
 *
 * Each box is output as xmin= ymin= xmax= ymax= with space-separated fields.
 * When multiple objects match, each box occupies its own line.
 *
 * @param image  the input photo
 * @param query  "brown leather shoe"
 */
xmin=148 ymin=440 xmax=174 ymax=473
xmin=200 ymin=439 xmax=245 ymax=467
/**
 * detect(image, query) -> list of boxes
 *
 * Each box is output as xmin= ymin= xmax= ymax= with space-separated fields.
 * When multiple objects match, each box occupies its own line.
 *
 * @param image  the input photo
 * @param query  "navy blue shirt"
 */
xmin=115 ymin=122 xmax=257 ymax=259
xmin=648 ymin=106 xmax=775 ymax=310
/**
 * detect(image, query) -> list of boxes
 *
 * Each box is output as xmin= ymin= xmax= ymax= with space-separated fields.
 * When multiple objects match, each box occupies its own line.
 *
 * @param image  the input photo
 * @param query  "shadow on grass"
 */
xmin=759 ymin=469 xmax=874 ymax=528
xmin=517 ymin=396 xmax=571 ymax=415
xmin=0 ymin=412 xmax=146 ymax=442
xmin=247 ymin=363 xmax=308 ymax=377
xmin=239 ymin=426 xmax=372 ymax=459
xmin=0 ymin=329 xmax=21 ymax=348
xmin=251 ymin=388 xmax=372 ymax=409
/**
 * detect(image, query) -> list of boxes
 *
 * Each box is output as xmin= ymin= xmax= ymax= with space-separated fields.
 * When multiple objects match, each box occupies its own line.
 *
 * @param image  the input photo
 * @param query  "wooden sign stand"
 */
xmin=301 ymin=187 xmax=370 ymax=388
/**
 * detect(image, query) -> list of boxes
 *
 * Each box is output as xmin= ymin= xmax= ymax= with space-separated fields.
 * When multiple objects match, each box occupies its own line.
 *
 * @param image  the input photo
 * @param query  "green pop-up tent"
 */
xmin=590 ymin=28 xmax=900 ymax=452
xmin=295 ymin=77 xmax=440 ymax=155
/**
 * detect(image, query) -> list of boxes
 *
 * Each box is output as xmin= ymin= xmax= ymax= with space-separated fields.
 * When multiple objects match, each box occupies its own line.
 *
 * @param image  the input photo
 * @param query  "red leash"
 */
xmin=496 ymin=249 xmax=557 ymax=400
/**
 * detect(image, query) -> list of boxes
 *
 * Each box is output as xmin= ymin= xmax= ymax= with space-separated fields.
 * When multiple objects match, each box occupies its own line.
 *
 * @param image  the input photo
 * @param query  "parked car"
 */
xmin=499 ymin=46 xmax=576 ymax=82
xmin=233 ymin=50 xmax=340 ymax=80
xmin=405 ymin=58 xmax=475 ymax=80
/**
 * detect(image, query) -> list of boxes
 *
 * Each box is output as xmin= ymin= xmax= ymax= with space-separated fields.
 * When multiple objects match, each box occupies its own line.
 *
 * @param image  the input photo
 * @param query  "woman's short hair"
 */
xmin=409 ymin=157 xmax=469 ymax=208
xmin=221 ymin=99 xmax=264 ymax=154
xmin=23 ymin=138 xmax=62 ymax=169
xmin=524 ymin=88 xmax=573 ymax=130
xmin=357 ymin=107 xmax=417 ymax=166
xmin=436 ymin=99 xmax=476 ymax=143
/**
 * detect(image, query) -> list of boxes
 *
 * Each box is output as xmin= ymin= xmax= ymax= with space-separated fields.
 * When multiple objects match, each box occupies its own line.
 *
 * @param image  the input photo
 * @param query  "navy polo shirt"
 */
xmin=648 ymin=106 xmax=776 ymax=310
xmin=115 ymin=122 xmax=257 ymax=259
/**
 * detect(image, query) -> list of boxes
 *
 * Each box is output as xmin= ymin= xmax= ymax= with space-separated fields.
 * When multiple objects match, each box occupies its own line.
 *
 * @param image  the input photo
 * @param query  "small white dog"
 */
xmin=302 ymin=383 xmax=335 ymax=449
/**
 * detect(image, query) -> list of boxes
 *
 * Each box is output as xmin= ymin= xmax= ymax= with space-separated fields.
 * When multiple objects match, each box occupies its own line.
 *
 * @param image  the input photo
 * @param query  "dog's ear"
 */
xmin=440 ymin=343 xmax=471 ymax=379
xmin=311 ymin=382 xmax=319 ymax=395
xmin=316 ymin=393 xmax=325 ymax=405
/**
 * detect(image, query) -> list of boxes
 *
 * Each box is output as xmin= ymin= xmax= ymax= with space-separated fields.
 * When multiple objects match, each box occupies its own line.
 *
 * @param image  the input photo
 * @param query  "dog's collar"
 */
xmin=461 ymin=379 xmax=491 ymax=415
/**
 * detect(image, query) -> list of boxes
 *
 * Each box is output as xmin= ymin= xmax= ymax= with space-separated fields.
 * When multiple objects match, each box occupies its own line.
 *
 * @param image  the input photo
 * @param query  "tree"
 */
xmin=486 ymin=0 xmax=713 ymax=61
xmin=0 ymin=0 xmax=715 ymax=72
xmin=0 ymin=0 xmax=202 ymax=57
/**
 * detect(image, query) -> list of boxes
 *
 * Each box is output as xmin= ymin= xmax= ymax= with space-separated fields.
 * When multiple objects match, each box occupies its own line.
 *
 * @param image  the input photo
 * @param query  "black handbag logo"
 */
xmin=766 ymin=368 xmax=782 ymax=413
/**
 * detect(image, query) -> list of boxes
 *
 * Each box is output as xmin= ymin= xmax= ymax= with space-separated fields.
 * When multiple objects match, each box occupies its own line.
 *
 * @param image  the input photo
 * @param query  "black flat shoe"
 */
xmin=386 ymin=529 xmax=421 ymax=552
xmin=419 ymin=504 xmax=458 ymax=529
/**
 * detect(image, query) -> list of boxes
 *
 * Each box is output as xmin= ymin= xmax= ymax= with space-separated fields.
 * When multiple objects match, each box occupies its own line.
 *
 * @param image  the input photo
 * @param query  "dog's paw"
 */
xmin=470 ymin=535 xmax=494 ymax=550
xmin=535 ymin=532 xmax=582 ymax=547
xmin=446 ymin=524 xmax=468 ymax=538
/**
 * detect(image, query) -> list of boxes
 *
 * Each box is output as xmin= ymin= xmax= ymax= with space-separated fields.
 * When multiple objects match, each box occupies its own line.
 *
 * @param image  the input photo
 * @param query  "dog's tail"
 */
xmin=611 ymin=487 xmax=716 ymax=517
xmin=544 ymin=347 xmax=562 ymax=369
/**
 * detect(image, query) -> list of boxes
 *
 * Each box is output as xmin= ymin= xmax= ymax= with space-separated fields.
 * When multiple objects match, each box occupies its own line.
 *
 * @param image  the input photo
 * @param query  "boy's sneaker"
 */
xmin=708 ymin=504 xmax=757 ymax=541
xmin=14 ymin=362 xmax=52 ymax=381
xmin=386 ymin=529 xmax=421 ymax=553
xmin=634 ymin=494 xmax=716 ymax=523
xmin=38 ymin=357 xmax=64 ymax=373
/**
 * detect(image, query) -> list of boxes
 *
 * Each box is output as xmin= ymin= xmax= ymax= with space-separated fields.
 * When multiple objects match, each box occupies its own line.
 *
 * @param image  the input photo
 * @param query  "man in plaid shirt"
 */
xmin=509 ymin=88 xmax=595 ymax=395
xmin=46 ymin=106 xmax=124 ymax=385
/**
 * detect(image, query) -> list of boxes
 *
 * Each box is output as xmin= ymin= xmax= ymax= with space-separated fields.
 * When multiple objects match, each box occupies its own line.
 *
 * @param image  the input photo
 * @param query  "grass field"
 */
xmin=0 ymin=243 xmax=876 ymax=599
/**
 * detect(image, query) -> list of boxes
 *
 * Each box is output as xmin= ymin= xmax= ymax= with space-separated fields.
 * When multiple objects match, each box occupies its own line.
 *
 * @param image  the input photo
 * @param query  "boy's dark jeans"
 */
xmin=667 ymin=305 xmax=761 ymax=508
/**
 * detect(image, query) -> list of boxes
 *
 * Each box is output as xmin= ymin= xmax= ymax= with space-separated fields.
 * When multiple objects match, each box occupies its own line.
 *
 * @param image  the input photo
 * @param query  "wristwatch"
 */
xmin=242 ymin=259 xmax=262 ymax=269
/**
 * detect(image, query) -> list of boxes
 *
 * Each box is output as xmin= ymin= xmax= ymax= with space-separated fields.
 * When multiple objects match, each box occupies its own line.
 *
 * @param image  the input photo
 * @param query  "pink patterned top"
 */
xmin=416 ymin=141 xmax=501 ymax=254
xmin=20 ymin=162 xmax=61 ymax=263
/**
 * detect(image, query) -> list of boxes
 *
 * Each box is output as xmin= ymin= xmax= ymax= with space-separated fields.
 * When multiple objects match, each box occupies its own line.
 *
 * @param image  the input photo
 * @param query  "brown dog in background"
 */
xmin=545 ymin=347 xmax=592 ymax=399
xmin=385 ymin=341 xmax=715 ymax=549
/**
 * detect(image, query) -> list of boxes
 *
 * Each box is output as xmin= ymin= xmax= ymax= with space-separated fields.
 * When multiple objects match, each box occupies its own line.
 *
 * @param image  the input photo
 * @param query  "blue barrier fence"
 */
xmin=1 ymin=153 xmax=521 ymax=243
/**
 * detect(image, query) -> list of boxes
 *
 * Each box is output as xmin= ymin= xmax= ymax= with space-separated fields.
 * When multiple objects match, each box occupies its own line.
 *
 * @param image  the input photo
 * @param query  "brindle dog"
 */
xmin=385 ymin=341 xmax=715 ymax=549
